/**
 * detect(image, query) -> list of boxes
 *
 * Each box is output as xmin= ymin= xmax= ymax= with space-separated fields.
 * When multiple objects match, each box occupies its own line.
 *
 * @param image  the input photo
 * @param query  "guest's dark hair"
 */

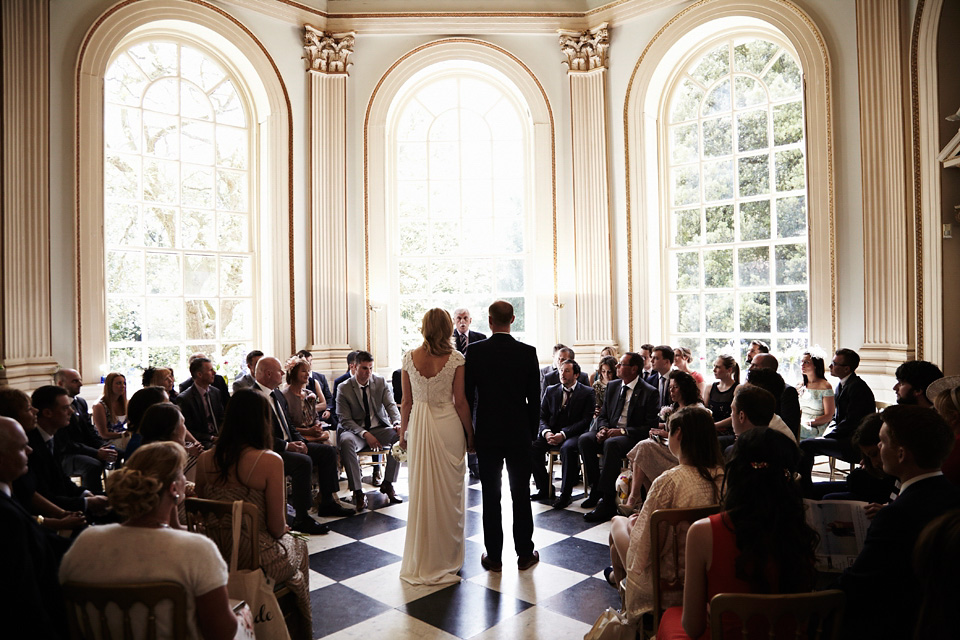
xmin=31 ymin=385 xmax=68 ymax=413
xmin=667 ymin=406 xmax=723 ymax=503
xmin=346 ymin=350 xmax=359 ymax=365
xmin=722 ymin=428 xmax=819 ymax=593
xmin=894 ymin=360 xmax=944 ymax=394
xmin=732 ymin=384 xmax=775 ymax=427
xmin=139 ymin=403 xmax=182 ymax=445
xmin=597 ymin=356 xmax=619 ymax=381
xmin=245 ymin=350 xmax=264 ymax=367
xmin=835 ymin=348 xmax=861 ymax=371
xmin=746 ymin=368 xmax=786 ymax=407
xmin=213 ymin=389 xmax=273 ymax=483
xmin=623 ymin=352 xmax=643 ymax=369
xmin=127 ymin=386 xmax=169 ymax=432
xmin=552 ymin=344 xmax=568 ymax=354
xmin=640 ymin=343 xmax=654 ymax=354
xmin=667 ymin=370 xmax=700 ymax=406
xmin=355 ymin=350 xmax=374 ymax=365
xmin=296 ymin=349 xmax=312 ymax=359
xmin=560 ymin=359 xmax=581 ymax=377
xmin=801 ymin=350 xmax=826 ymax=385
xmin=750 ymin=340 xmax=770 ymax=354
xmin=654 ymin=345 xmax=675 ymax=364
xmin=881 ymin=405 xmax=954 ymax=469
xmin=189 ymin=357 xmax=212 ymax=377
xmin=0 ymin=388 xmax=30 ymax=420
xmin=914 ymin=509 xmax=960 ymax=640
xmin=142 ymin=367 xmax=157 ymax=388
xmin=852 ymin=413 xmax=883 ymax=449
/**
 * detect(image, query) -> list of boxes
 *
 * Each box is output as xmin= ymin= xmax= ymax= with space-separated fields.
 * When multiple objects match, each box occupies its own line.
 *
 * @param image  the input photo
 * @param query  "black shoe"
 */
xmin=518 ymin=550 xmax=540 ymax=571
xmin=584 ymin=500 xmax=616 ymax=523
xmin=581 ymin=493 xmax=600 ymax=509
xmin=552 ymin=493 xmax=572 ymax=509
xmin=604 ymin=566 xmax=617 ymax=588
xmin=380 ymin=481 xmax=402 ymax=504
xmin=480 ymin=552 xmax=502 ymax=572
xmin=530 ymin=490 xmax=550 ymax=502
xmin=316 ymin=501 xmax=354 ymax=518
xmin=291 ymin=517 xmax=329 ymax=535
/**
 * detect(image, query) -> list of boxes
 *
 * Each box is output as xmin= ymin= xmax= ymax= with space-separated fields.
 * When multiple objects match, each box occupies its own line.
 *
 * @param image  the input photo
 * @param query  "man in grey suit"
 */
xmin=336 ymin=350 xmax=402 ymax=512
xmin=232 ymin=350 xmax=263 ymax=393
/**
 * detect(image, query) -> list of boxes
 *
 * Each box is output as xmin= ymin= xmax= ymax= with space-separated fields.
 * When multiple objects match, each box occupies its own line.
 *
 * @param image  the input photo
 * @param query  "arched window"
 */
xmin=103 ymin=40 xmax=254 ymax=380
xmin=388 ymin=62 xmax=534 ymax=352
xmin=664 ymin=36 xmax=809 ymax=375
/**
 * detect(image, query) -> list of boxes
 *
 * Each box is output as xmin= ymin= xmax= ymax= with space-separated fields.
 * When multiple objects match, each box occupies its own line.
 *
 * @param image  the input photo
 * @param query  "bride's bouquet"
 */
xmin=390 ymin=444 xmax=408 ymax=465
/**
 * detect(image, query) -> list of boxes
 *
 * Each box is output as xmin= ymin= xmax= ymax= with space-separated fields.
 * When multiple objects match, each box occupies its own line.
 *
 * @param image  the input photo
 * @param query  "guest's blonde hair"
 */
xmin=101 ymin=372 xmax=128 ymax=415
xmin=421 ymin=308 xmax=454 ymax=356
xmin=106 ymin=442 xmax=185 ymax=520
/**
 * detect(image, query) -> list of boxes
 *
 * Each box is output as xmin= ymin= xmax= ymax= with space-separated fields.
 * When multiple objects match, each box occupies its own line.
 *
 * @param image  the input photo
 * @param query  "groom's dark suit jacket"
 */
xmin=465 ymin=333 xmax=540 ymax=449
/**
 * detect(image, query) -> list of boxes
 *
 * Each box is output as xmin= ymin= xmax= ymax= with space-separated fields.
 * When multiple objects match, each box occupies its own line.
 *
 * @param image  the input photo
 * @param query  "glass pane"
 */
xmin=503 ymin=296 xmax=525 ymax=331
xmin=703 ymin=160 xmax=734 ymax=202
xmin=776 ymin=291 xmax=808 ymax=332
xmin=674 ymin=251 xmax=700 ymax=289
xmin=216 ymin=170 xmax=248 ymax=212
xmin=416 ymin=78 xmax=458 ymax=117
xmin=737 ymin=109 xmax=768 ymax=152
xmin=398 ymin=181 xmax=428 ymax=219
xmin=734 ymin=39 xmax=780 ymax=75
xmin=181 ymin=82 xmax=213 ymax=121
xmin=148 ymin=346 xmax=181 ymax=369
xmin=734 ymin=75 xmax=766 ymax=109
xmin=460 ymin=110 xmax=490 ymax=142
xmin=143 ymin=158 xmax=179 ymax=204
xmin=220 ymin=299 xmax=252 ymax=340
xmin=105 ymin=203 xmax=140 ymax=246
xmin=463 ymin=259 xmax=493 ymax=295
xmin=777 ymin=195 xmax=807 ymax=238
xmin=142 ymin=111 xmax=178 ymax=159
xmin=739 ymin=200 xmax=771 ymax=241
xmin=706 ymin=339 xmax=737 ymax=365
xmin=180 ymin=46 xmax=225 ymax=92
xmin=127 ymin=42 xmax=178 ymax=80
xmin=738 ymin=154 xmax=769 ymax=197
xmin=185 ymin=299 xmax=217 ymax=341
xmin=216 ymin=125 xmax=247 ymax=170
xmin=775 ymin=149 xmax=805 ymax=192
xmin=399 ymin=220 xmax=428 ymax=256
xmin=107 ymin=250 xmax=143 ymax=295
xmin=493 ymin=141 xmax=524 ymax=179
xmin=673 ymin=293 xmax=701 ymax=333
xmin=739 ymin=292 xmax=771 ymax=332
xmin=429 ymin=181 xmax=460 ymax=218
xmin=486 ymin=101 xmax=523 ymax=141
xmin=461 ymin=141 xmax=492 ymax=180
xmin=396 ymin=100 xmax=432 ymax=141
xmin=218 ymin=213 xmax=248 ymax=252
xmin=431 ymin=220 xmax=460 ymax=256
xmin=462 ymin=218 xmax=492 ymax=255
xmin=673 ymin=208 xmax=701 ymax=246
xmin=705 ymin=292 xmax=734 ymax=332
xmin=765 ymin=53 xmax=802 ymax=101
xmin=497 ymin=259 xmax=524 ymax=292
xmin=690 ymin=45 xmax=729 ymax=85
xmin=220 ymin=256 xmax=251 ymax=296
xmin=494 ymin=180 xmax=524 ymax=219
xmin=105 ymin=55 xmax=148 ymax=107
xmin=142 ymin=78 xmax=179 ymax=115
xmin=143 ymin=206 xmax=177 ymax=248
xmin=702 ymin=116 xmax=732 ymax=158
xmin=105 ymin=105 xmax=141 ymax=152
xmin=181 ymin=120 xmax=214 ymax=165
xmin=705 ymin=205 xmax=734 ymax=244
xmin=461 ymin=77 xmax=502 ymax=116
xmin=671 ymin=123 xmax=699 ymax=164
xmin=773 ymin=101 xmax=803 ymax=146
xmin=105 ymin=154 xmax=140 ymax=201
xmin=109 ymin=347 xmax=143 ymax=377
xmin=432 ymin=259 xmax=460 ymax=295
xmin=184 ymin=254 xmax=218 ymax=296
xmin=702 ymin=80 xmax=731 ymax=116
xmin=144 ymin=252 xmax=180 ymax=295
xmin=210 ymin=80 xmax=245 ymax=127
xmin=671 ymin=166 xmax=700 ymax=206
xmin=775 ymin=243 xmax=807 ymax=285
xmin=398 ymin=260 xmax=428 ymax=296
xmin=461 ymin=180 xmax=492 ymax=218
xmin=145 ymin=297 xmax=182 ymax=341
xmin=703 ymin=249 xmax=733 ymax=287
xmin=494 ymin=218 xmax=524 ymax=254
xmin=182 ymin=209 xmax=215 ymax=250
xmin=181 ymin=165 xmax=214 ymax=208
xmin=220 ymin=343 xmax=247 ymax=381
xmin=108 ymin=298 xmax=142 ymax=342
xmin=429 ymin=141 xmax=459 ymax=180
xmin=737 ymin=246 xmax=769 ymax=286
xmin=669 ymin=79 xmax=704 ymax=123
xmin=398 ymin=143 xmax=427 ymax=180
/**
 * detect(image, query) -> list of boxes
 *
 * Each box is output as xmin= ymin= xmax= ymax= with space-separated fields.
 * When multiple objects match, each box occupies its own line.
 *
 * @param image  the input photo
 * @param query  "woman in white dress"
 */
xmin=398 ymin=308 xmax=476 ymax=585
xmin=797 ymin=349 xmax=835 ymax=439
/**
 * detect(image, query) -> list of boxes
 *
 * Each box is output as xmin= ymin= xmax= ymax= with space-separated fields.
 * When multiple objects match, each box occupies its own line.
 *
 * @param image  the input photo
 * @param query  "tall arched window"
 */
xmin=103 ymin=41 xmax=254 ymax=380
xmin=389 ymin=62 xmax=533 ymax=352
xmin=665 ymin=36 xmax=808 ymax=374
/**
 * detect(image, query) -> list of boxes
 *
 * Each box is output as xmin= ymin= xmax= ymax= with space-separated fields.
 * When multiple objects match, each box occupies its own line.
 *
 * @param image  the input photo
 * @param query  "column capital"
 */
xmin=558 ymin=23 xmax=609 ymax=71
xmin=303 ymin=25 xmax=356 ymax=75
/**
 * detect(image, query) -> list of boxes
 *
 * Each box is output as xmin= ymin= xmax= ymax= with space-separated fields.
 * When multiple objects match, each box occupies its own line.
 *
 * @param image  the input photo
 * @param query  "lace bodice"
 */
xmin=402 ymin=349 xmax=464 ymax=406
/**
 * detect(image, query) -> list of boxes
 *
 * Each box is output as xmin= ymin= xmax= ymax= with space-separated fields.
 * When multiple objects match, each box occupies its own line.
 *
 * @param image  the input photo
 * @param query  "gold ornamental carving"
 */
xmin=304 ymin=25 xmax=356 ymax=74
xmin=558 ymin=23 xmax=609 ymax=71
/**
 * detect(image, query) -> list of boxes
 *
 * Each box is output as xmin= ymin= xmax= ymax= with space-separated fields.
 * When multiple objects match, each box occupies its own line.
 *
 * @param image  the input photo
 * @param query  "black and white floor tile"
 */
xmin=305 ymin=466 xmax=620 ymax=639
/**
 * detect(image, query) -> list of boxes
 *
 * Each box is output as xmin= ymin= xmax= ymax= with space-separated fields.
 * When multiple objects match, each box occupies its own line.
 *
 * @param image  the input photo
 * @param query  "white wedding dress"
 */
xmin=399 ymin=349 xmax=467 ymax=586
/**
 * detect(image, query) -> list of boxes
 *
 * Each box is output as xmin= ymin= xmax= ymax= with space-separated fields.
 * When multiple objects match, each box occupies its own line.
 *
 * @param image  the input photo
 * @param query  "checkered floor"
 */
xmin=304 ymin=466 xmax=620 ymax=640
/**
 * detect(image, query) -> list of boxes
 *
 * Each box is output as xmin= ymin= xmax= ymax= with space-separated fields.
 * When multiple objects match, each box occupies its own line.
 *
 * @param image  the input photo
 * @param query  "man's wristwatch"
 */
xmin=620 ymin=428 xmax=626 ymax=436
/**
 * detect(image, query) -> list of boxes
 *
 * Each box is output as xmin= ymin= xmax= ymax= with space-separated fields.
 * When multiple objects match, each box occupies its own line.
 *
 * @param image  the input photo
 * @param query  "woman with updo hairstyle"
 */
xmin=59 ymin=442 xmax=238 ymax=640
xmin=195 ymin=388 xmax=313 ymax=637
xmin=673 ymin=346 xmax=704 ymax=386
xmin=657 ymin=427 xmax=819 ymax=640
xmin=930 ymin=377 xmax=960 ymax=485
xmin=797 ymin=349 xmax=835 ymax=439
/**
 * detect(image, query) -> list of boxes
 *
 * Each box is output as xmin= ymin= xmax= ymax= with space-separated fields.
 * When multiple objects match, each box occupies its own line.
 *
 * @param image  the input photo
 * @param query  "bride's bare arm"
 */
xmin=452 ymin=366 xmax=475 ymax=450
xmin=399 ymin=368 xmax=413 ymax=447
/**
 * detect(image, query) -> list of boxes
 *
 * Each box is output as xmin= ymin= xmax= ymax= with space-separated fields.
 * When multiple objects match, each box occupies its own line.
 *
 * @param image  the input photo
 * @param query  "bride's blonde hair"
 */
xmin=420 ymin=308 xmax=454 ymax=356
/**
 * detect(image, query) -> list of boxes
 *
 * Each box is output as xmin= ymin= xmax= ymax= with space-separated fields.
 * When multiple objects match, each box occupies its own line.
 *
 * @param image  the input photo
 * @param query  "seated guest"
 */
xmin=54 ymin=368 xmax=115 ymax=492
xmin=672 ymin=346 xmax=703 ymax=386
xmin=640 ymin=343 xmax=656 ymax=383
xmin=92 ymin=372 xmax=128 ymax=446
xmin=61 ymin=442 xmax=238 ymax=640
xmin=179 ymin=352 xmax=230 ymax=400
xmin=331 ymin=350 xmax=359 ymax=413
xmin=541 ymin=346 xmax=589 ymax=397
xmin=798 ymin=348 xmax=876 ymax=494
xmin=589 ymin=346 xmax=619 ymax=385
xmin=591 ymin=355 xmax=619 ymax=413
xmin=540 ymin=344 xmax=570 ymax=397
xmin=809 ymin=414 xmax=897 ymax=508
xmin=929 ymin=376 xmax=960 ymax=485
xmin=139 ymin=403 xmax=203 ymax=476
xmin=283 ymin=355 xmax=331 ymax=443
xmin=745 ymin=339 xmax=769 ymax=366
xmin=623 ymin=370 xmax=703 ymax=512
xmin=729 ymin=385 xmax=795 ymax=450
xmin=233 ymin=349 xmax=263 ymax=393
xmin=176 ymin=356 xmax=224 ymax=448
xmin=0 ymin=417 xmax=72 ymax=637
xmin=839 ymin=406 xmax=960 ymax=639
xmin=196 ymin=390 xmax=312 ymax=638
xmin=297 ymin=349 xmax=335 ymax=424
xmin=893 ymin=359 xmax=943 ymax=407
xmin=657 ymin=427 xmax=818 ymax=639
xmin=580 ymin=352 xmax=658 ymax=522
xmin=748 ymin=353 xmax=801 ymax=437
xmin=701 ymin=355 xmax=739 ymax=435
xmin=530 ymin=359 xmax=594 ymax=509
xmin=913 ymin=508 xmax=960 ymax=639
xmin=123 ymin=385 xmax=171 ymax=458
xmin=796 ymin=349 xmax=835 ymax=439
xmin=142 ymin=366 xmax=178 ymax=401
xmin=742 ymin=369 xmax=798 ymax=442
xmin=606 ymin=407 xmax=724 ymax=623
xmin=647 ymin=345 xmax=676 ymax=410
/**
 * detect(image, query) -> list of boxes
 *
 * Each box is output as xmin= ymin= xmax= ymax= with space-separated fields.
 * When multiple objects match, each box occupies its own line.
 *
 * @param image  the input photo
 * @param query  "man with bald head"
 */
xmin=748 ymin=352 xmax=801 ymax=437
xmin=55 ymin=368 xmax=115 ymax=492
xmin=254 ymin=356 xmax=351 ymax=534
xmin=0 ymin=417 xmax=70 ymax=636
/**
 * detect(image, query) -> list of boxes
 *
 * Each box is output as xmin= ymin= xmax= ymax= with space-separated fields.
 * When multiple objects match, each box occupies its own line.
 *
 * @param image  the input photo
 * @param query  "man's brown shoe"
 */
xmin=380 ymin=481 xmax=402 ymax=505
xmin=517 ymin=550 xmax=540 ymax=571
xmin=353 ymin=490 xmax=366 ymax=513
xmin=480 ymin=553 xmax=502 ymax=572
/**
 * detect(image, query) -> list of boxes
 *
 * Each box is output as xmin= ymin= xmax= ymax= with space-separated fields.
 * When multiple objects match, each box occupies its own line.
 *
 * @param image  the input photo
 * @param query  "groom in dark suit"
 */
xmin=465 ymin=300 xmax=541 ymax=572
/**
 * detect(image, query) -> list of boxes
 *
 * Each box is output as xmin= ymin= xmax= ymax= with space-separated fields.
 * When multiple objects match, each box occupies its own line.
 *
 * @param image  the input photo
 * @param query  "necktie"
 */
xmin=48 ymin=439 xmax=55 ymax=456
xmin=362 ymin=385 xmax=372 ymax=429
xmin=660 ymin=378 xmax=668 ymax=406
xmin=617 ymin=384 xmax=629 ymax=416
xmin=204 ymin=391 xmax=217 ymax=434
xmin=562 ymin=387 xmax=572 ymax=409
xmin=457 ymin=332 xmax=467 ymax=353
xmin=272 ymin=393 xmax=291 ymax=440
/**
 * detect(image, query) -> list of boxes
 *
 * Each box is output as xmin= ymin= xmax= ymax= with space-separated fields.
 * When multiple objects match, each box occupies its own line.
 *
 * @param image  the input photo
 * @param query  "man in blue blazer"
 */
xmin=175 ymin=357 xmax=224 ymax=448
xmin=531 ymin=359 xmax=595 ymax=509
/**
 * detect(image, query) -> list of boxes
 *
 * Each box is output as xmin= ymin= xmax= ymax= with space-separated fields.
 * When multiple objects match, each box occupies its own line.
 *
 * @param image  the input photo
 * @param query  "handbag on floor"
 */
xmin=585 ymin=607 xmax=638 ymax=640
xmin=226 ymin=500 xmax=291 ymax=640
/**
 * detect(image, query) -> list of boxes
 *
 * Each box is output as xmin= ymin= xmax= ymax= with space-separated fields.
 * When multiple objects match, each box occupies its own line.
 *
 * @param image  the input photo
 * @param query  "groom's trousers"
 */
xmin=477 ymin=442 xmax=535 ymax=561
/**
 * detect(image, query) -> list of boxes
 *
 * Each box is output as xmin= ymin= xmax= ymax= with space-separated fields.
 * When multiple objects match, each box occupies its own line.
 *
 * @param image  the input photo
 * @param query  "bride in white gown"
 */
xmin=398 ymin=308 xmax=476 ymax=585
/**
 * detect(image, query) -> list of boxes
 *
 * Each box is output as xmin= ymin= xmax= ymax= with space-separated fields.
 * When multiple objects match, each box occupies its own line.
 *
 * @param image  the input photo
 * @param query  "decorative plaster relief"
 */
xmin=304 ymin=25 xmax=356 ymax=74
xmin=558 ymin=22 xmax=609 ymax=70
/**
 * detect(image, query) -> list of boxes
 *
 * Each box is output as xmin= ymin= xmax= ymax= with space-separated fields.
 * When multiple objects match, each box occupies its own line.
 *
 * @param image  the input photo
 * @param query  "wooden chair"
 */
xmin=62 ymin=581 xmax=187 ymax=640
xmin=649 ymin=505 xmax=722 ymax=634
xmin=709 ymin=590 xmax=845 ymax=639
xmin=184 ymin=498 xmax=300 ymax=636
xmin=825 ymin=400 xmax=890 ymax=481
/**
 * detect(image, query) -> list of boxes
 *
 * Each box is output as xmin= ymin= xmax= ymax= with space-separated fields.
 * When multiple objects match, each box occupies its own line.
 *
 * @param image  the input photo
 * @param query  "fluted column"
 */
xmin=303 ymin=27 xmax=355 ymax=372
xmin=0 ymin=0 xmax=58 ymax=390
xmin=559 ymin=24 xmax=616 ymax=359
xmin=856 ymin=0 xmax=912 ymax=374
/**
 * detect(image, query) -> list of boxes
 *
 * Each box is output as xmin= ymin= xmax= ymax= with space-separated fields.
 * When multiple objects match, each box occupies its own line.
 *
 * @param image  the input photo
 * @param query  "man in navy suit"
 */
xmin=54 ymin=368 xmax=115 ymax=492
xmin=540 ymin=346 xmax=590 ymax=397
xmin=453 ymin=308 xmax=487 ymax=355
xmin=530 ymin=359 xmax=594 ymax=509
xmin=799 ymin=348 xmax=876 ymax=493
xmin=179 ymin=352 xmax=230 ymax=400
xmin=330 ymin=350 xmax=359 ymax=419
xmin=176 ymin=356 xmax=224 ymax=448
xmin=646 ymin=345 xmax=675 ymax=410
xmin=839 ymin=405 xmax=960 ymax=639
xmin=465 ymin=300 xmax=541 ymax=572
xmin=579 ymin=352 xmax=658 ymax=522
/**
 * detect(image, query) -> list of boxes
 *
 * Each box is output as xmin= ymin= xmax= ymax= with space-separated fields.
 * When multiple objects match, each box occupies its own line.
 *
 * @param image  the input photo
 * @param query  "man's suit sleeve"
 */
xmin=627 ymin=384 xmax=658 ymax=442
xmin=336 ymin=384 xmax=365 ymax=436
xmin=539 ymin=391 xmax=555 ymax=436
xmin=525 ymin=348 xmax=541 ymax=438
xmin=464 ymin=349 xmax=477 ymax=412
xmin=833 ymin=377 xmax=876 ymax=440
xmin=561 ymin=386 xmax=595 ymax=440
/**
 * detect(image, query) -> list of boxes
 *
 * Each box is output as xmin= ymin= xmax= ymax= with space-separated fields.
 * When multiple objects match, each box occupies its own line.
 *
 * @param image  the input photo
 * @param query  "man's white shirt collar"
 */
xmin=899 ymin=470 xmax=943 ymax=494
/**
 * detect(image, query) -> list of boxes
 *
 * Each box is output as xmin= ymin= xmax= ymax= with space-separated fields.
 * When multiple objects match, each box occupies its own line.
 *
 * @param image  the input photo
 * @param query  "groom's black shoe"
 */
xmin=380 ymin=481 xmax=402 ymax=504
xmin=480 ymin=553 xmax=502 ymax=572
xmin=581 ymin=492 xmax=600 ymax=509
xmin=552 ymin=493 xmax=572 ymax=509
xmin=584 ymin=499 xmax=617 ymax=523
